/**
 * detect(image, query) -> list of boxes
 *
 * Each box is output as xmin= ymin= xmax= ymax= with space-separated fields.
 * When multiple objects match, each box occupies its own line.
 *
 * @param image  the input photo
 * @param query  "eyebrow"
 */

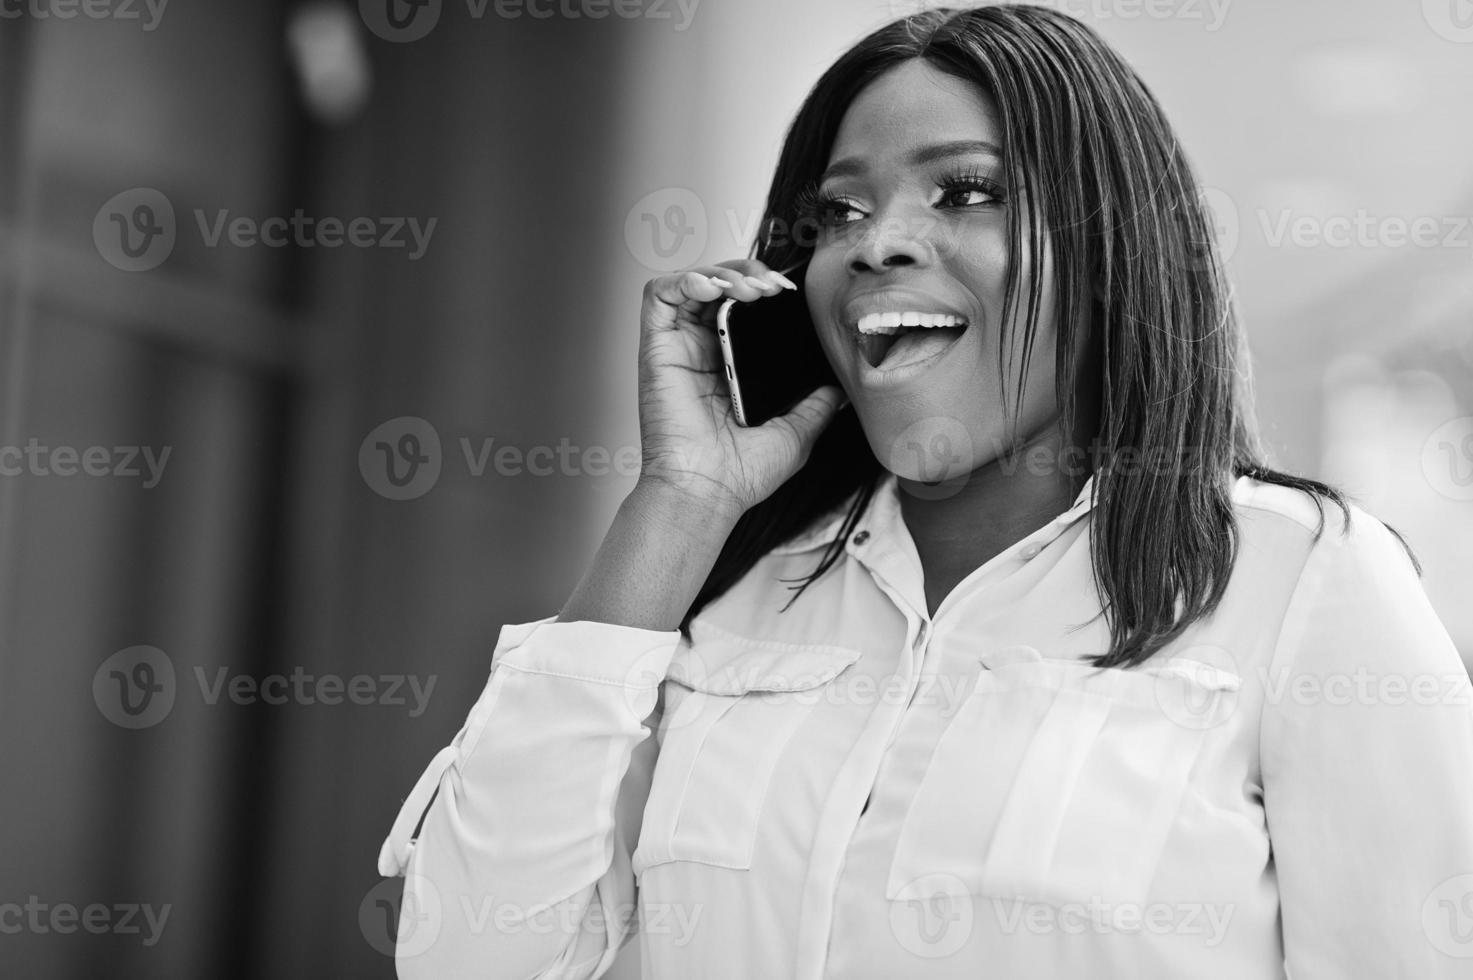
xmin=818 ymin=139 xmax=1003 ymax=185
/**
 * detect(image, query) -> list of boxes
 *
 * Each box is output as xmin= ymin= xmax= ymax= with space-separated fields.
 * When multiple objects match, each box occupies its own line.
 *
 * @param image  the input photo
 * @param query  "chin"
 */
xmin=854 ymin=403 xmax=988 ymax=485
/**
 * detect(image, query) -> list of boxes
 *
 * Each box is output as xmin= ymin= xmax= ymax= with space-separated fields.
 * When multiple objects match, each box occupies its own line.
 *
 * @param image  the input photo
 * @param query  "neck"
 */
xmin=895 ymin=422 xmax=1088 ymax=576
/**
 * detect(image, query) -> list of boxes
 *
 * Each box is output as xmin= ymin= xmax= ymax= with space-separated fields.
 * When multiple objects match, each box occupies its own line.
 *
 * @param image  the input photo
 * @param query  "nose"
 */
xmin=845 ymin=213 xmax=932 ymax=275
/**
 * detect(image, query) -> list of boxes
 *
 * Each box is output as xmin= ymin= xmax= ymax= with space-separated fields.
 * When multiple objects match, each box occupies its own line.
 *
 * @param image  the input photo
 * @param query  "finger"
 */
xmin=643 ymin=266 xmax=784 ymax=334
xmin=689 ymin=262 xmax=794 ymax=329
xmin=642 ymin=269 xmax=732 ymax=332
xmin=713 ymin=258 xmax=800 ymax=293
xmin=707 ymin=265 xmax=783 ymax=303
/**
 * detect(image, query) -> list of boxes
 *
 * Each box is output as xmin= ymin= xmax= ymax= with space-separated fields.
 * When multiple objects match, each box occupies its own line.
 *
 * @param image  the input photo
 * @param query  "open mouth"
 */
xmin=854 ymin=312 xmax=970 ymax=370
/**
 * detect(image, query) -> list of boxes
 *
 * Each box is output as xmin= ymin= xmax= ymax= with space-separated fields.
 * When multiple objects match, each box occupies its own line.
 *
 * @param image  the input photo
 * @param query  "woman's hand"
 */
xmin=636 ymin=259 xmax=847 ymax=521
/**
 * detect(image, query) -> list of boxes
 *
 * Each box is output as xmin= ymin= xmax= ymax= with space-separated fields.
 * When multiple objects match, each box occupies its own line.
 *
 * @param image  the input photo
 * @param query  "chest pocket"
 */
xmin=886 ymin=652 xmax=1241 ymax=909
xmin=632 ymin=625 xmax=862 ymax=876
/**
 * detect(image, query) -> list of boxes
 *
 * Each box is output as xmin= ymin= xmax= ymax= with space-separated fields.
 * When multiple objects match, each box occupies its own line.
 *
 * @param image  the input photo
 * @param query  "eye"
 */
xmin=936 ymin=171 xmax=1006 ymax=209
xmin=794 ymin=184 xmax=866 ymax=228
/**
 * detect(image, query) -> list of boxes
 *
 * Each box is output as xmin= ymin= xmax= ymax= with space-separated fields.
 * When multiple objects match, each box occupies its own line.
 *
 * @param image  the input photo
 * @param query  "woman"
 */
xmin=377 ymin=6 xmax=1473 ymax=978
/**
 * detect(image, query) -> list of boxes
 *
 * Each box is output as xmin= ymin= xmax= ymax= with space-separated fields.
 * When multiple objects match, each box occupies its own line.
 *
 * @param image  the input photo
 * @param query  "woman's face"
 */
xmin=805 ymin=59 xmax=1065 ymax=483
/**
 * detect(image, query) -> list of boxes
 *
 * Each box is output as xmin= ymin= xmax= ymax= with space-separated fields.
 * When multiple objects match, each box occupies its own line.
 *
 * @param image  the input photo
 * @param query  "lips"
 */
xmin=841 ymin=299 xmax=972 ymax=370
xmin=834 ymin=288 xmax=976 ymax=381
xmin=854 ymin=314 xmax=969 ymax=367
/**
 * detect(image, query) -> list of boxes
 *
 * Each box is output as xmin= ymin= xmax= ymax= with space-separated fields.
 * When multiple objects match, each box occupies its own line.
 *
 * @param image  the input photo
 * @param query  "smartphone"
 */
xmin=715 ymin=265 xmax=839 ymax=427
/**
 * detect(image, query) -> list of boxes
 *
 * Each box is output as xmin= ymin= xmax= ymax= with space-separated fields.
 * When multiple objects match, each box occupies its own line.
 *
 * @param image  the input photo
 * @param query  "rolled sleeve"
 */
xmin=378 ymin=614 xmax=684 ymax=979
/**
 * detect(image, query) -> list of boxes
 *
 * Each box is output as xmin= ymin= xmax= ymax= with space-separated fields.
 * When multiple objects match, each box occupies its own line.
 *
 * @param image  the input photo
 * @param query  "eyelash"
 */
xmin=793 ymin=167 xmax=1006 ymax=227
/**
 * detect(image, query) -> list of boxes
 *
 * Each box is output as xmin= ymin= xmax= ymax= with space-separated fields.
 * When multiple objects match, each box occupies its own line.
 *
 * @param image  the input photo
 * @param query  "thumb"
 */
xmin=769 ymin=384 xmax=848 ymax=451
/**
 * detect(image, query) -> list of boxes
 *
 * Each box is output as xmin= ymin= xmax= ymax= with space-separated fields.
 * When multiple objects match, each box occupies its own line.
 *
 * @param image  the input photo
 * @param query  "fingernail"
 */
xmin=769 ymin=271 xmax=798 ymax=291
xmin=708 ymin=276 xmax=734 ymax=288
xmin=744 ymin=275 xmax=778 ymax=292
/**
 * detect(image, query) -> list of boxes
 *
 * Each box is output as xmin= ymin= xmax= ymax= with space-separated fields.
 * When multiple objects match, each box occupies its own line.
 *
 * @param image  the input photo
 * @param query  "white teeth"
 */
xmin=856 ymin=312 xmax=967 ymax=335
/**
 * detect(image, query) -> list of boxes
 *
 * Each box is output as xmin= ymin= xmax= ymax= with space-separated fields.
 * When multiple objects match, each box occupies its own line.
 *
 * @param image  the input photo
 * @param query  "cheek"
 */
xmin=950 ymin=229 xmax=1013 ymax=323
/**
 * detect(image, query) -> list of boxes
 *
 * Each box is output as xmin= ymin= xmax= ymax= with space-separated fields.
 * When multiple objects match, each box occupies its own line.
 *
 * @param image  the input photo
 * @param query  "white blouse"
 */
xmin=378 ymin=471 xmax=1473 ymax=979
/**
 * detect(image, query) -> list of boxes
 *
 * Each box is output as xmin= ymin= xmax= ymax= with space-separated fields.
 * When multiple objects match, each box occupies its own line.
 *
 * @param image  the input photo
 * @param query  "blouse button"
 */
xmin=1020 ymin=542 xmax=1042 ymax=559
xmin=852 ymin=530 xmax=870 ymax=545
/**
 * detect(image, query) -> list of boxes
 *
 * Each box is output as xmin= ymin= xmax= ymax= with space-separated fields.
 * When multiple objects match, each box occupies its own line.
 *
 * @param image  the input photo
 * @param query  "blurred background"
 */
xmin=0 ymin=0 xmax=1469 ymax=975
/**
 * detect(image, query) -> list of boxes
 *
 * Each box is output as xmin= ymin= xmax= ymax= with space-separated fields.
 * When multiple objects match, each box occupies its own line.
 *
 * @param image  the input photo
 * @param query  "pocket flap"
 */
xmin=667 ymin=622 xmax=862 ymax=695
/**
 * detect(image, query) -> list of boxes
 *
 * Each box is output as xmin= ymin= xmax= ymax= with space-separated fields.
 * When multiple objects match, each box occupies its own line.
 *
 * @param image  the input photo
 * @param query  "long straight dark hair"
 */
xmin=679 ymin=4 xmax=1419 ymax=669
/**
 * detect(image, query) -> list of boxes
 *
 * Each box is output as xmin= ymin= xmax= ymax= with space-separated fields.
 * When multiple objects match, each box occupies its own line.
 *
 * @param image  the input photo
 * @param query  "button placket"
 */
xmin=792 ymin=601 xmax=923 ymax=980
